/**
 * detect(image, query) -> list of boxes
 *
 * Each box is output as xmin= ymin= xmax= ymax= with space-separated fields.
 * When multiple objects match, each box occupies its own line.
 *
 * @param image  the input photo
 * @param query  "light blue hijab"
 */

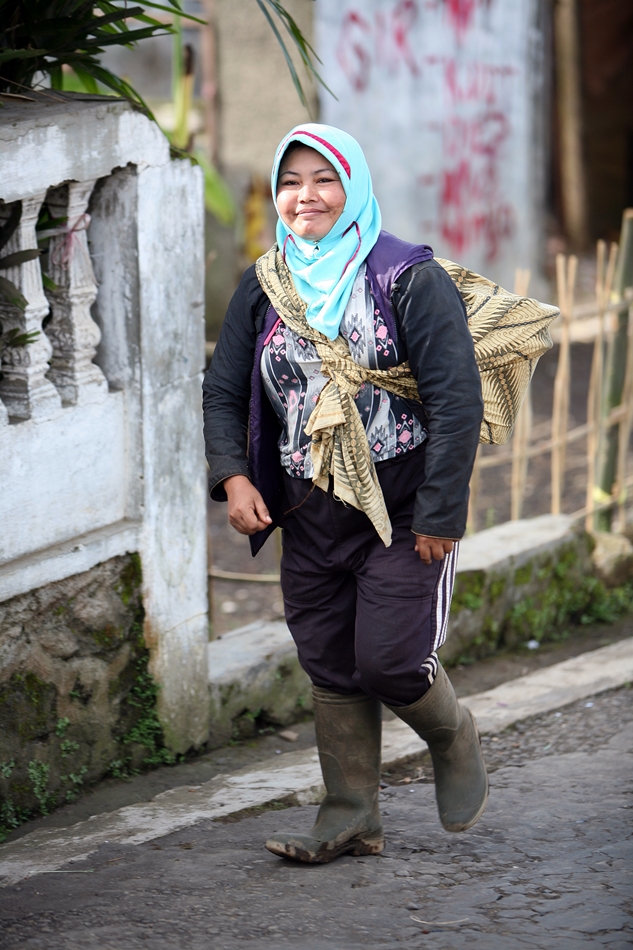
xmin=271 ymin=123 xmax=382 ymax=341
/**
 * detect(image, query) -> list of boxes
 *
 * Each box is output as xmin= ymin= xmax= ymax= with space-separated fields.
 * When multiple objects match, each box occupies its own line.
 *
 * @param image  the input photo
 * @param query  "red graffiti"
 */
xmin=443 ymin=111 xmax=510 ymax=159
xmin=336 ymin=2 xmax=420 ymax=90
xmin=444 ymin=0 xmax=475 ymax=40
xmin=442 ymin=0 xmax=492 ymax=43
xmin=444 ymin=59 xmax=516 ymax=105
xmin=439 ymin=114 xmax=515 ymax=263
xmin=392 ymin=1 xmax=420 ymax=76
xmin=333 ymin=2 xmax=517 ymax=263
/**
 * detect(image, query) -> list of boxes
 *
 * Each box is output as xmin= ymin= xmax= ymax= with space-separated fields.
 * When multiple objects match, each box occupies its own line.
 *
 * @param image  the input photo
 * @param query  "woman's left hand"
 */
xmin=414 ymin=536 xmax=454 ymax=565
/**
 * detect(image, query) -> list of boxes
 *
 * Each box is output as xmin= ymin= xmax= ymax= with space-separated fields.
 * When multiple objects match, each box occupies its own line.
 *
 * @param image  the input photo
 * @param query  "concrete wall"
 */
xmin=315 ymin=0 xmax=549 ymax=292
xmin=0 ymin=94 xmax=209 ymax=755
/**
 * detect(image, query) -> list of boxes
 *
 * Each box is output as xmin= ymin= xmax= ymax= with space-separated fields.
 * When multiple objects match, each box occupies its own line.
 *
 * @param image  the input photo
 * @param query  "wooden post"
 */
xmin=595 ymin=209 xmax=633 ymax=530
xmin=511 ymin=268 xmax=532 ymax=520
xmin=554 ymin=0 xmax=589 ymax=248
xmin=551 ymin=254 xmax=576 ymax=514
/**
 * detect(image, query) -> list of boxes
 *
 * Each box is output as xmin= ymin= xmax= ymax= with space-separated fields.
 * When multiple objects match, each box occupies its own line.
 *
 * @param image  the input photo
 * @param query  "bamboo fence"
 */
xmin=467 ymin=241 xmax=633 ymax=535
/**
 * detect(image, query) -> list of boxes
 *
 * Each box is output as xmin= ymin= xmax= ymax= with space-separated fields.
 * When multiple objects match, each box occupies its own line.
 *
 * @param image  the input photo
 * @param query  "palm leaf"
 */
xmin=0 ymin=249 xmax=41 ymax=269
xmin=0 ymin=202 xmax=21 ymax=253
xmin=0 ymin=275 xmax=27 ymax=310
xmin=255 ymin=0 xmax=333 ymax=105
xmin=2 ymin=327 xmax=40 ymax=346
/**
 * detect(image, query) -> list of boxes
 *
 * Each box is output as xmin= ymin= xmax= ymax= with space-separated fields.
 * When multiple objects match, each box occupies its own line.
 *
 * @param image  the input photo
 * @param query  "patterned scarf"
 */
xmin=256 ymin=247 xmax=557 ymax=547
xmin=257 ymin=247 xmax=419 ymax=546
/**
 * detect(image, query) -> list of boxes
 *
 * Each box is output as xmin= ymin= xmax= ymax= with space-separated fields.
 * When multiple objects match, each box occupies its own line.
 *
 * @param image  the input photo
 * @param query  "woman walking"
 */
xmin=203 ymin=124 xmax=488 ymax=864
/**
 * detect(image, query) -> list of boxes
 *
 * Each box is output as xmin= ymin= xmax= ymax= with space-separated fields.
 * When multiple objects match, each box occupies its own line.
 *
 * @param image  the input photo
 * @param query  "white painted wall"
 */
xmin=316 ymin=0 xmax=547 ymax=290
xmin=0 ymin=94 xmax=209 ymax=752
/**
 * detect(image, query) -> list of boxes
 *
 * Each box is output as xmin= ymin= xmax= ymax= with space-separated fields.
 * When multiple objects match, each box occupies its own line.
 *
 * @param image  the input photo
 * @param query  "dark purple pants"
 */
xmin=279 ymin=446 xmax=458 ymax=707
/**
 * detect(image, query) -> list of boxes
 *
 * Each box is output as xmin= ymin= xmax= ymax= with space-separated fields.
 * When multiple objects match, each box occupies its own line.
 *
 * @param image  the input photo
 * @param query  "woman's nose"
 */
xmin=298 ymin=182 xmax=318 ymax=202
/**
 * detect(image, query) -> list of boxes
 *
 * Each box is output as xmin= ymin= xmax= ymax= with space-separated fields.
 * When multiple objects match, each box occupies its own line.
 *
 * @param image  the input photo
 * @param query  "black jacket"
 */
xmin=202 ymin=257 xmax=483 ymax=549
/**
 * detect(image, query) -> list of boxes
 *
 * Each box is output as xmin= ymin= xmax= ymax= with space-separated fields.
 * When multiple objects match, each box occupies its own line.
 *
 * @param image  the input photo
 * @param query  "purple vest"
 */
xmin=248 ymin=230 xmax=433 ymax=556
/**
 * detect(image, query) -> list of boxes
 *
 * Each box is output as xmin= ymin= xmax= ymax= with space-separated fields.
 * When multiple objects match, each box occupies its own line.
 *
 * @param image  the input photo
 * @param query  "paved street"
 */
xmin=0 ymin=686 xmax=631 ymax=950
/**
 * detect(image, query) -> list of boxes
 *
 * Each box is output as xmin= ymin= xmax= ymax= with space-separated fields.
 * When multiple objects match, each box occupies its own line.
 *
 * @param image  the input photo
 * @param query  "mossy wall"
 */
xmin=444 ymin=531 xmax=632 ymax=664
xmin=0 ymin=555 xmax=170 ymax=838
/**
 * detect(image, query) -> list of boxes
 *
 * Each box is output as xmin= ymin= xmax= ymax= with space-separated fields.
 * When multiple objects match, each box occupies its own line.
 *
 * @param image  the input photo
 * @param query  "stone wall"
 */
xmin=444 ymin=520 xmax=595 ymax=663
xmin=0 ymin=555 xmax=172 ymax=833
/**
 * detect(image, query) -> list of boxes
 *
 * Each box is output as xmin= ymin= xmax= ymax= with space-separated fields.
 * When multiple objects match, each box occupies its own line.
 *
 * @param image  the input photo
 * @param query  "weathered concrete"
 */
xmin=0 ymin=521 xmax=140 ymax=604
xmin=207 ymin=622 xmax=313 ymax=749
xmin=135 ymin=158 xmax=209 ymax=751
xmin=0 ymin=93 xmax=168 ymax=203
xmin=2 ymin=638 xmax=631 ymax=886
xmin=591 ymin=530 xmax=633 ymax=587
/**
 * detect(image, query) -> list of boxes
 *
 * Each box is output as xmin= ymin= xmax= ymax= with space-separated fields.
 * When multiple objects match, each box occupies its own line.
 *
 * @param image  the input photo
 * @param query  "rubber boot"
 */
xmin=386 ymin=664 xmax=488 ymax=832
xmin=265 ymin=687 xmax=384 ymax=864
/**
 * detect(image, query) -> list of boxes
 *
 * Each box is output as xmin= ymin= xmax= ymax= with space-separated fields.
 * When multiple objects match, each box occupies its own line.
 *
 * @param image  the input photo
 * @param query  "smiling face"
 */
xmin=276 ymin=144 xmax=347 ymax=242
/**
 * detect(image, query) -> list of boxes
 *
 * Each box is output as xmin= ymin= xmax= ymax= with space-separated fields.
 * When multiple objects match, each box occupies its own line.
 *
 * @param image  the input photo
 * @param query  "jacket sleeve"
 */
xmin=202 ymin=265 xmax=269 ymax=501
xmin=393 ymin=258 xmax=483 ymax=539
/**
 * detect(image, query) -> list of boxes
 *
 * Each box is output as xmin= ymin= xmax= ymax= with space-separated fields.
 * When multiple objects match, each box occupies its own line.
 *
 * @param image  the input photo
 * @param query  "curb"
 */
xmin=1 ymin=638 xmax=632 ymax=886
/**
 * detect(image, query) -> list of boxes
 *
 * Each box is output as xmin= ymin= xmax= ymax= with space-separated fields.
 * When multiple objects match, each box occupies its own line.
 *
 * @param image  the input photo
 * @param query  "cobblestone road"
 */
xmin=1 ymin=687 xmax=631 ymax=950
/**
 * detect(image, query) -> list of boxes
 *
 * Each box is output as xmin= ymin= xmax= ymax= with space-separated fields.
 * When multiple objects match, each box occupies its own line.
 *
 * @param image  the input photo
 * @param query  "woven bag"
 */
xmin=437 ymin=258 xmax=559 ymax=445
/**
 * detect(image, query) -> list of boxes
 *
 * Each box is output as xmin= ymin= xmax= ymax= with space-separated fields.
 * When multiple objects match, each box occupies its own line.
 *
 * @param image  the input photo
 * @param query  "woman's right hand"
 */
xmin=224 ymin=475 xmax=273 ymax=535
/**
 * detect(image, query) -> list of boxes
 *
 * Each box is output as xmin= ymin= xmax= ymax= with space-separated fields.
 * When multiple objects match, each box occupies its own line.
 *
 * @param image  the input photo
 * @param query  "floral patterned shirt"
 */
xmin=261 ymin=264 xmax=427 ymax=478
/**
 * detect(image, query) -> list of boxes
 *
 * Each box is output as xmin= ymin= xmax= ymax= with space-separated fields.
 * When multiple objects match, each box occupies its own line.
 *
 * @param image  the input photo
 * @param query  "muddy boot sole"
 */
xmin=265 ymin=832 xmax=385 ymax=865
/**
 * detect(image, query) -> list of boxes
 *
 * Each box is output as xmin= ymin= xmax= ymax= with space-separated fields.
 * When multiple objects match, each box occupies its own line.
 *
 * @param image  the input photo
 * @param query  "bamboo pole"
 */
xmin=615 ymin=300 xmax=633 ymax=532
xmin=553 ymin=0 xmax=589 ymax=248
xmin=585 ymin=241 xmax=617 ymax=530
xmin=479 ymin=404 xmax=626 ymax=471
xmin=551 ymin=254 xmax=577 ymax=514
xmin=511 ymin=268 xmax=532 ymax=520
xmin=595 ymin=210 xmax=633 ymax=530
xmin=511 ymin=392 xmax=532 ymax=520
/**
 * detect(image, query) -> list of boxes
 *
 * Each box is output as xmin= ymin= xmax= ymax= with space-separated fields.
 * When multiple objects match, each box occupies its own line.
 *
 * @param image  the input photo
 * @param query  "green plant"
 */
xmin=254 ymin=0 xmax=329 ymax=108
xmin=123 ymin=656 xmax=175 ymax=767
xmin=0 ymin=200 xmax=43 ymax=313
xmin=66 ymin=766 xmax=88 ymax=787
xmin=0 ymin=759 xmax=15 ymax=780
xmin=55 ymin=717 xmax=70 ymax=738
xmin=0 ymin=1 xmax=203 ymax=110
xmin=0 ymin=2 xmax=324 ymax=229
xmin=27 ymin=760 xmax=52 ymax=815
xmin=0 ymin=1 xmax=324 ymax=111
xmin=60 ymin=739 xmax=80 ymax=758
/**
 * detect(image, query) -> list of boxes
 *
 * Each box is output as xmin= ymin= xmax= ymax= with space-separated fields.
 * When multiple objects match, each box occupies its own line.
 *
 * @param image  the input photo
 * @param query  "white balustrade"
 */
xmin=0 ymin=94 xmax=208 ymax=753
xmin=43 ymin=180 xmax=108 ymax=406
xmin=0 ymin=195 xmax=62 ymax=420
